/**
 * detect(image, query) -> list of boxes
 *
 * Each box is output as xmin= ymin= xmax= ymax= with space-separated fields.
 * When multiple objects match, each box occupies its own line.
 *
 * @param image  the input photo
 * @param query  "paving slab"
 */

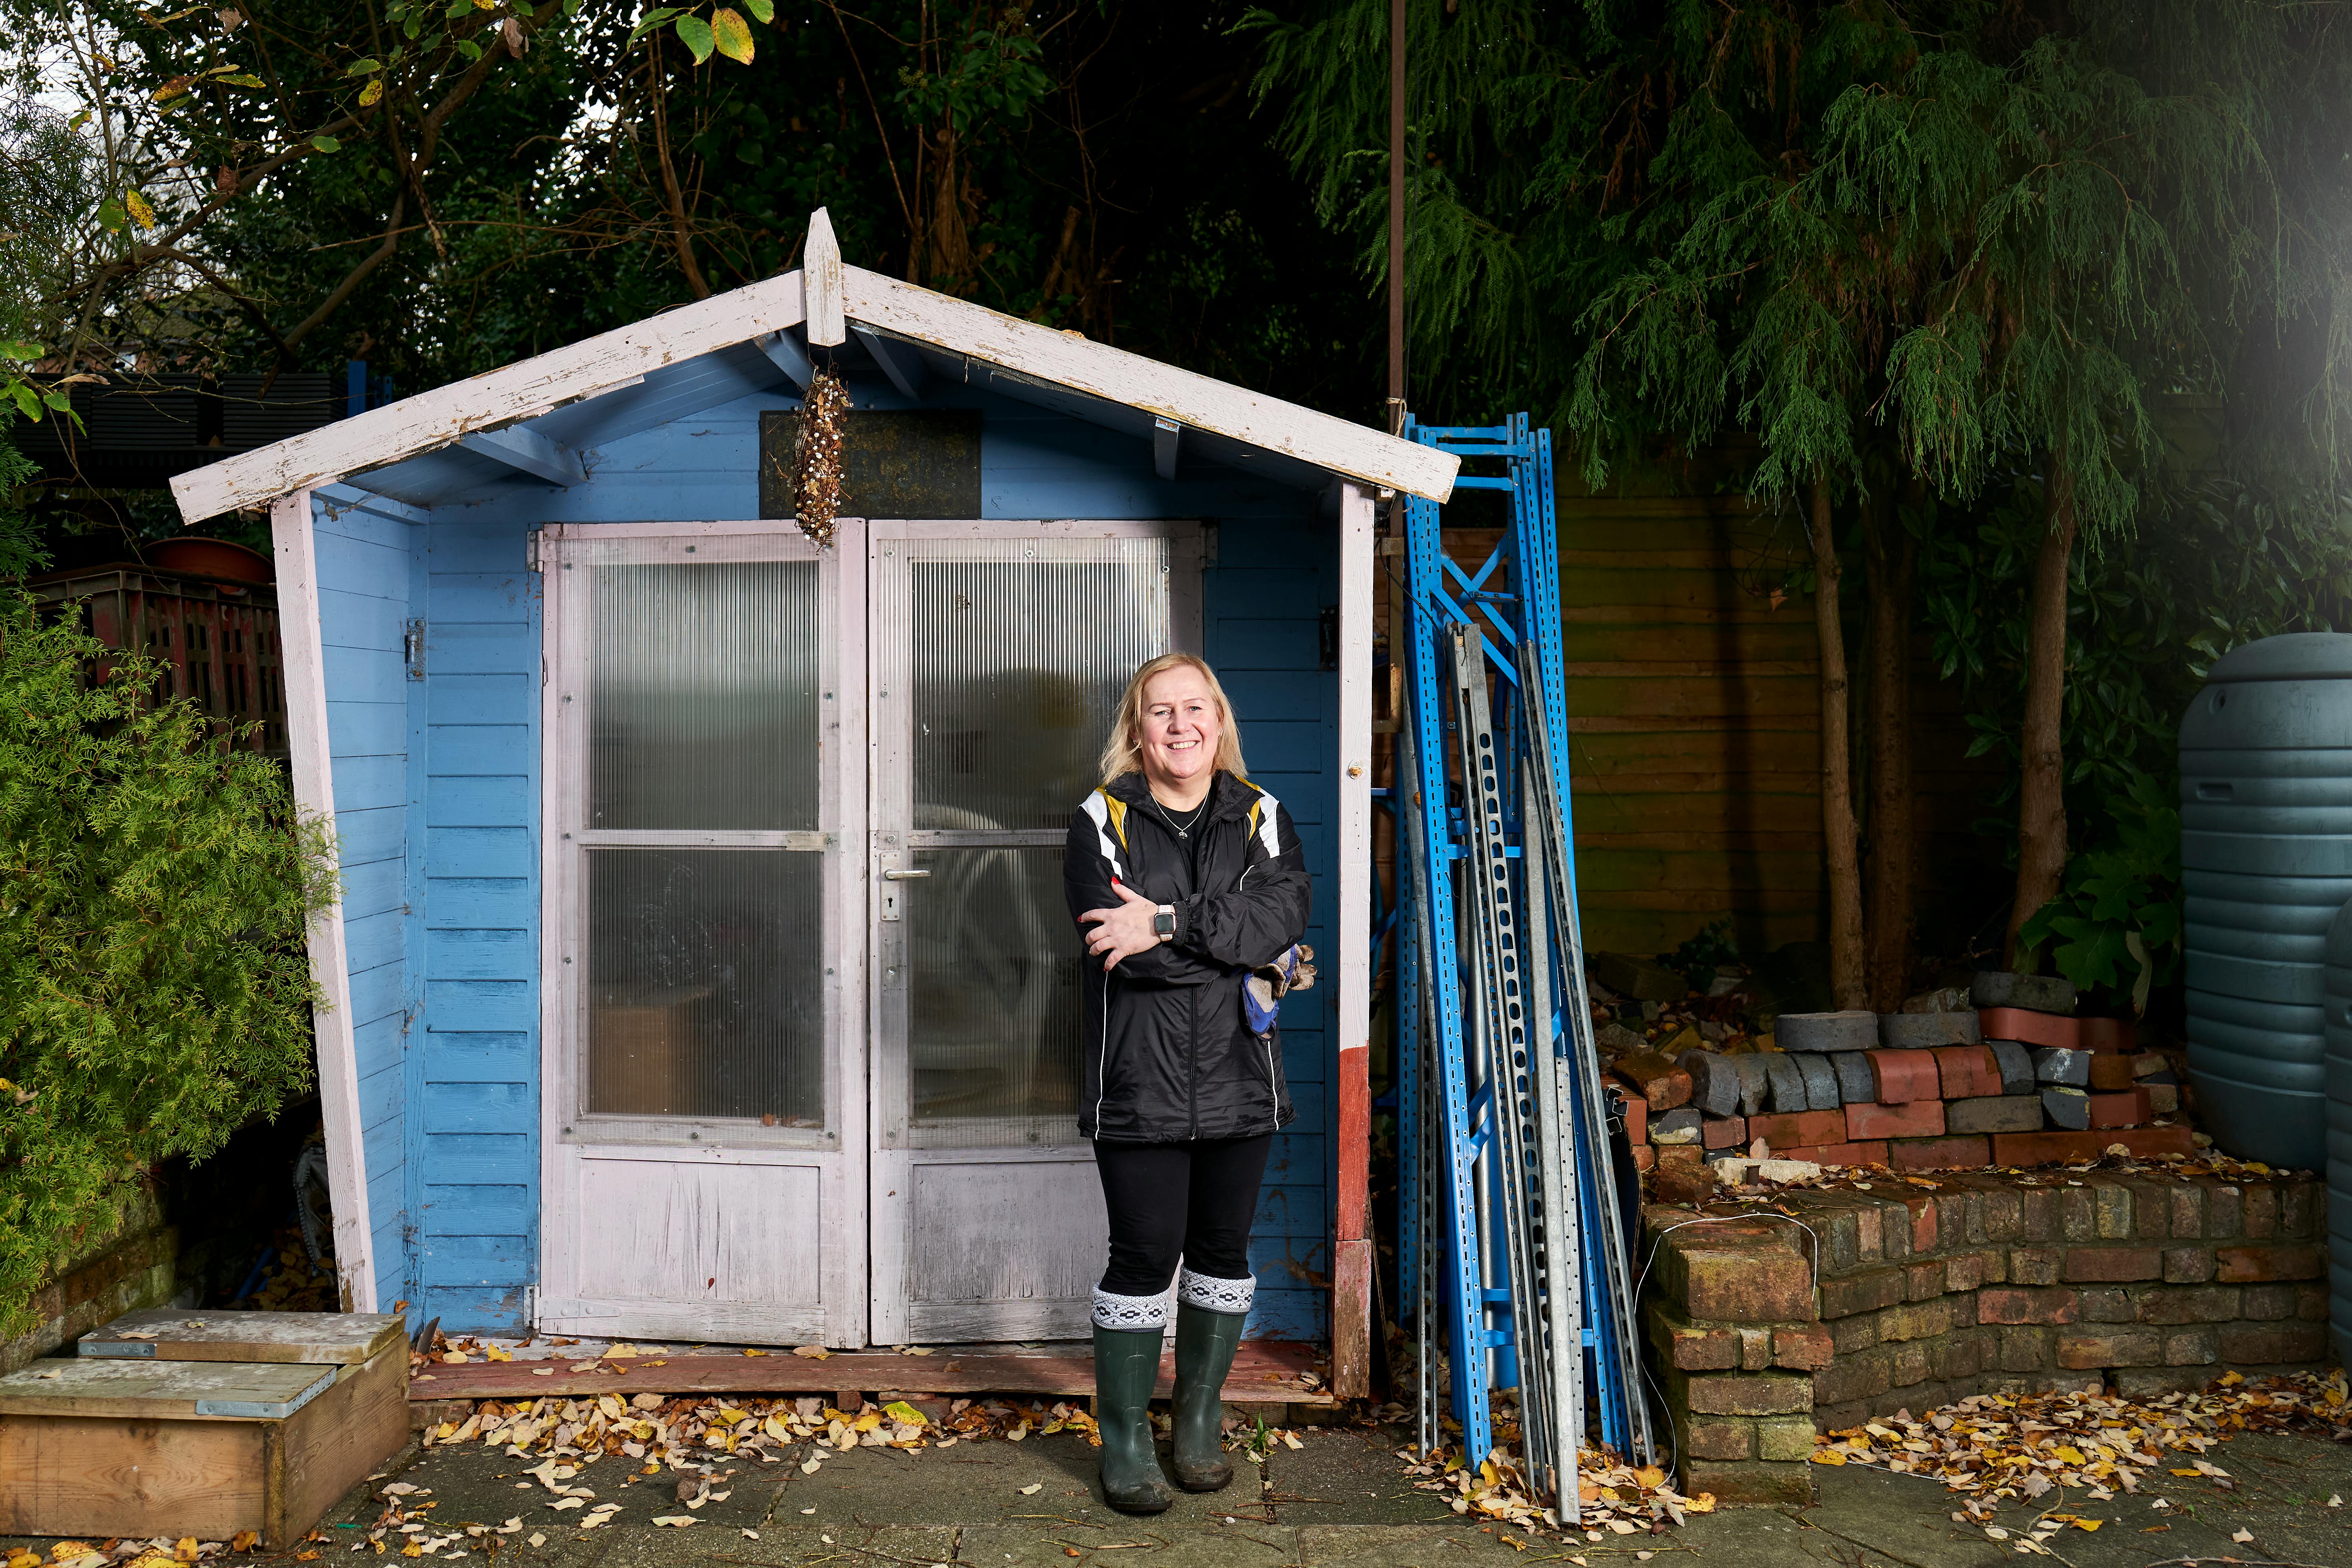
xmin=956 ymin=1523 xmax=1297 ymax=1566
xmin=1259 ymin=1427 xmax=1448 ymax=1526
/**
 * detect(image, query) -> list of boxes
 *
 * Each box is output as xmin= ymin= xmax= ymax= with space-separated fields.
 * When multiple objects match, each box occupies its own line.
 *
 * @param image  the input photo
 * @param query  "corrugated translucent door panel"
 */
xmin=586 ymin=848 xmax=823 ymax=1122
xmin=868 ymin=521 xmax=1201 ymax=1345
xmin=887 ymin=538 xmax=1169 ymax=1150
xmin=540 ymin=523 xmax=867 ymax=1349
xmin=589 ymin=562 xmax=819 ymax=831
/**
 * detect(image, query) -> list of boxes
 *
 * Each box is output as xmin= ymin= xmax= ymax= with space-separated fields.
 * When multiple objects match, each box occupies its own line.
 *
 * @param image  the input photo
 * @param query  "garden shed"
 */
xmin=171 ymin=211 xmax=1457 ymax=1394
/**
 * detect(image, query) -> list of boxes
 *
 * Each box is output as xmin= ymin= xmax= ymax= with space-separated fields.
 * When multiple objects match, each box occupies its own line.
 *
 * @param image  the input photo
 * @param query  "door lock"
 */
xmin=879 ymin=853 xmax=929 ymax=922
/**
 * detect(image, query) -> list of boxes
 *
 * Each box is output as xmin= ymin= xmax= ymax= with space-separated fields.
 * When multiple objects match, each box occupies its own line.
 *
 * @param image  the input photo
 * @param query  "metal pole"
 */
xmin=1386 ymin=0 xmax=1407 ymax=435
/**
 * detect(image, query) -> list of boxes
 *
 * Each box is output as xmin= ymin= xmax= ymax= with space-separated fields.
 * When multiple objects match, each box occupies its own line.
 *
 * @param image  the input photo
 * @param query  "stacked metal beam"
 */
xmin=1391 ymin=416 xmax=1655 ymax=1510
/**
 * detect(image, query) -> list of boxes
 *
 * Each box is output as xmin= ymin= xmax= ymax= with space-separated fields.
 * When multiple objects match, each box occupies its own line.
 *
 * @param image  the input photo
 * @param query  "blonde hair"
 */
xmin=1098 ymin=653 xmax=1248 ymax=786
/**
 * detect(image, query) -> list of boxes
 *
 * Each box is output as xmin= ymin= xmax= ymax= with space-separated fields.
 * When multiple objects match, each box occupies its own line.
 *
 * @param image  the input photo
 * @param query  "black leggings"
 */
xmin=1093 ymin=1135 xmax=1272 ymax=1295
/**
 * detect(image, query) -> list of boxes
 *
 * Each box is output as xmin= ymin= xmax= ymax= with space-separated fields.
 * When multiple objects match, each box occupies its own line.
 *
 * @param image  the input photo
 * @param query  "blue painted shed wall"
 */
xmin=312 ymin=493 xmax=422 ymax=1315
xmin=353 ymin=378 xmax=1336 ymax=1339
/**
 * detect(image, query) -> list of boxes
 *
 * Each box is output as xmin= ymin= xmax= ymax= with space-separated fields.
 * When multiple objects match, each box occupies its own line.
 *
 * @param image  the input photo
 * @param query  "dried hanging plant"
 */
xmin=792 ymin=366 xmax=851 ymax=546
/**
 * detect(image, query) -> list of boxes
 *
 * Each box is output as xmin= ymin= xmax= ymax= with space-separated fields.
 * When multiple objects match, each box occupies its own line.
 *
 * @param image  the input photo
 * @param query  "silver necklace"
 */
xmin=1152 ymin=794 xmax=1210 ymax=838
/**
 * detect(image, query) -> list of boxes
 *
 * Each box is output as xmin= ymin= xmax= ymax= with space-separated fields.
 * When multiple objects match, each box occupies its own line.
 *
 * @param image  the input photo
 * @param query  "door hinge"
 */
xmin=525 ymin=527 xmax=543 ymax=573
xmin=538 ymin=1297 xmax=621 ymax=1319
xmin=523 ymin=1284 xmax=539 ymax=1327
xmin=404 ymin=619 xmax=426 ymax=681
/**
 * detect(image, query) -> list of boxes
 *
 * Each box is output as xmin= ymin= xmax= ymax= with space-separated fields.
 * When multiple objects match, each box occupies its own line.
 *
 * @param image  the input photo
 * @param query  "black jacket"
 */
xmin=1063 ymin=770 xmax=1311 ymax=1143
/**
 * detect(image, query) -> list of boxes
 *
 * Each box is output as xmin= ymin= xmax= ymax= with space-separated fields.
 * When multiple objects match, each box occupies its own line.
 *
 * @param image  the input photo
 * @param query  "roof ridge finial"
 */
xmin=805 ymin=208 xmax=845 ymax=348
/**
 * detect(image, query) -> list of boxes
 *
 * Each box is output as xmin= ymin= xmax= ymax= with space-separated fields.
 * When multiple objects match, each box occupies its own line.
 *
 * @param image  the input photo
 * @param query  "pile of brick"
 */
xmin=1611 ymin=972 xmax=2191 ymax=1186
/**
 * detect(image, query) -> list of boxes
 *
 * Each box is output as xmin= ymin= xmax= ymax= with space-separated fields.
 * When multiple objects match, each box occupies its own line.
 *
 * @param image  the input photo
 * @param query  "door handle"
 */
xmin=883 ymin=868 xmax=931 ymax=880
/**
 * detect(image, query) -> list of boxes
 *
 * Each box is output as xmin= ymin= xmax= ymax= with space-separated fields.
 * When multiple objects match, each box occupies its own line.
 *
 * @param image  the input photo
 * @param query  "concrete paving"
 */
xmin=8 ymin=1421 xmax=2345 ymax=1565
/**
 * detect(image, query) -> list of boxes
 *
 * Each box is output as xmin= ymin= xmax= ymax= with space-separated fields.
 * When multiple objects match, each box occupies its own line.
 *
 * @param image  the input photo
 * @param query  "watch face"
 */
xmin=1153 ymin=912 xmax=1176 ymax=936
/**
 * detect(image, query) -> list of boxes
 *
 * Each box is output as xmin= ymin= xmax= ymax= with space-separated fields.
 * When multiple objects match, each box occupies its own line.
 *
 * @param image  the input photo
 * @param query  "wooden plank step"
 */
xmin=407 ymin=1341 xmax=1332 ymax=1404
xmin=79 ymin=1309 xmax=405 ymax=1365
xmin=0 ymin=1357 xmax=335 ymax=1419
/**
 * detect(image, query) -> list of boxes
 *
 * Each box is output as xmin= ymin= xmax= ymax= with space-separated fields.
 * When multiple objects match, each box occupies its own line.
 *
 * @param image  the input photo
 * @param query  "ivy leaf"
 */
xmin=674 ymin=13 xmax=715 ymax=62
xmin=710 ymin=7 xmax=752 ymax=61
xmin=741 ymin=0 xmax=773 ymax=21
xmin=627 ymin=6 xmax=684 ymax=41
xmin=454 ymin=35 xmax=482 ymax=59
xmin=359 ymin=78 xmax=385 ymax=106
xmin=311 ymin=134 xmax=341 ymax=152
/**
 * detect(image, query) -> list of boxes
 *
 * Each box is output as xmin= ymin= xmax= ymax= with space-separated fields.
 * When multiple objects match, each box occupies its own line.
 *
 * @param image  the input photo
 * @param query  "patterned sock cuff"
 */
xmin=1091 ymin=1287 xmax=1168 ymax=1332
xmin=1176 ymin=1268 xmax=1254 ymax=1316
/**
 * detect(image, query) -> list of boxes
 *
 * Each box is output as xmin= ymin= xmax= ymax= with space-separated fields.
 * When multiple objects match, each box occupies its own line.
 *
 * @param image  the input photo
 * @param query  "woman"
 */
xmin=1063 ymin=652 xmax=1312 ymax=1514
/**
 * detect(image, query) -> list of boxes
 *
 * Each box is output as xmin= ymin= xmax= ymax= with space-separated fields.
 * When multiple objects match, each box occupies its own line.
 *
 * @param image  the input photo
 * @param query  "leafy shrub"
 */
xmin=0 ymin=595 xmax=332 ymax=1338
xmin=2014 ymin=772 xmax=2182 ymax=1016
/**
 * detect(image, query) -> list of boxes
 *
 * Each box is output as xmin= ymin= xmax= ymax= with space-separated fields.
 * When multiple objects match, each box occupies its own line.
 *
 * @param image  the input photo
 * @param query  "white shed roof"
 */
xmin=169 ymin=210 xmax=1457 ymax=522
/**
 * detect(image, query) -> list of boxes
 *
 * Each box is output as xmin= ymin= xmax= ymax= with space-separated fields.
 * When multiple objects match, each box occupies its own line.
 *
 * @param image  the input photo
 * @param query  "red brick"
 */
xmin=1681 ymin=1417 xmax=1753 ymax=1461
xmin=2057 ymin=1327 xmax=2163 ymax=1368
xmin=1631 ymin=1144 xmax=1655 ymax=1172
xmin=1887 ymin=1134 xmax=1991 ymax=1171
xmin=2218 ymin=1321 xmax=2329 ymax=1363
xmin=1771 ymin=1324 xmax=1835 ymax=1370
xmin=1679 ymin=1459 xmax=1813 ymax=1508
xmin=1847 ymin=1100 xmax=1947 ymax=1140
xmin=1651 ymin=1165 xmax=1716 ymax=1205
xmin=1931 ymin=1045 xmax=2003 ymax=1099
xmin=1747 ymin=1109 xmax=1848 ymax=1150
xmin=1988 ymin=1126 xmax=2191 ymax=1168
xmin=1778 ymin=1141 xmax=1887 ymax=1168
xmin=1619 ymin=1052 xmax=1693 ymax=1112
xmin=2214 ymin=1245 xmax=2324 ymax=1283
xmin=1866 ymin=1050 xmax=1941 ymax=1104
xmin=1611 ymin=1083 xmax=1648 ymax=1145
xmin=1979 ymin=1286 xmax=2080 ymax=1325
xmin=1903 ymin=1195 xmax=1939 ymax=1254
xmin=1661 ymin=1231 xmax=1813 ymax=1321
xmin=2077 ymin=1016 xmax=2135 ymax=1054
xmin=1702 ymin=1115 xmax=1747 ymax=1150
xmin=2087 ymin=1088 xmax=2151 ymax=1129
xmin=1651 ymin=1311 xmax=1741 ymax=1371
xmin=2064 ymin=1246 xmax=2162 ymax=1282
xmin=1680 ymin=1373 xmax=1812 ymax=1416
xmin=2087 ymin=1054 xmax=2138 ymax=1091
xmin=1979 ymin=1007 xmax=2079 ymax=1050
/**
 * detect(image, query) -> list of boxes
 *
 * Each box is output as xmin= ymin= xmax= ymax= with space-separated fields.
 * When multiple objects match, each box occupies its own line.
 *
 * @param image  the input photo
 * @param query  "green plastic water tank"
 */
xmin=2178 ymin=632 xmax=2352 ymax=1173
xmin=2320 ymin=898 xmax=2352 ymax=1371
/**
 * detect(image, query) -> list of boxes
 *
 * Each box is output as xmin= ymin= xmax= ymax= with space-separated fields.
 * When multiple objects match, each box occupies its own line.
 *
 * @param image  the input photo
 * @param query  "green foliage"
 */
xmin=2014 ymin=772 xmax=2182 ymax=1016
xmin=1919 ymin=466 xmax=2352 ymax=824
xmin=0 ymin=597 xmax=332 ymax=1338
xmin=1661 ymin=917 xmax=1739 ymax=995
xmin=0 ymin=414 xmax=46 ymax=579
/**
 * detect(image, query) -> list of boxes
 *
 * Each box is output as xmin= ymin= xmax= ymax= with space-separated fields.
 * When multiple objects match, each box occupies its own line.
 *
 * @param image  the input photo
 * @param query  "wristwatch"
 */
xmin=1152 ymin=905 xmax=1176 ymax=942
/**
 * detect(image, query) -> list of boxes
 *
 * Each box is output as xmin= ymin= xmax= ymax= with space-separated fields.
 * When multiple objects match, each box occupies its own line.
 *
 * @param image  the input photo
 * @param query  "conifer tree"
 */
xmin=1252 ymin=0 xmax=2352 ymax=984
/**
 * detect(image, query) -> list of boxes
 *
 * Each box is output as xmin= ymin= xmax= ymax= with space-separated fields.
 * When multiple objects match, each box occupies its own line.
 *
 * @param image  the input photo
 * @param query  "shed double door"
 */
xmin=538 ymin=518 xmax=1195 ymax=1347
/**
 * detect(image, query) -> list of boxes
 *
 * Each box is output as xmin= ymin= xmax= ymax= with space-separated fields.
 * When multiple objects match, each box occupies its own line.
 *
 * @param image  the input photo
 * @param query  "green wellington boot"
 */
xmin=1170 ymin=1299 xmax=1248 ymax=1491
xmin=1091 ymin=1325 xmax=1174 ymax=1513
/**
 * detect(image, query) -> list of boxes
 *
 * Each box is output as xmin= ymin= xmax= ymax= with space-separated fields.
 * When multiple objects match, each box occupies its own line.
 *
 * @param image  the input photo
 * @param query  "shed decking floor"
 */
xmin=408 ymin=1340 xmax=1331 ymax=1404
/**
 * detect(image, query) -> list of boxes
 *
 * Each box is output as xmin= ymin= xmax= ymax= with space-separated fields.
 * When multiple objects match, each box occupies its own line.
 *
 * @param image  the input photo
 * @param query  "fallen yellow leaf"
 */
xmin=883 ymin=1401 xmax=927 ymax=1426
xmin=231 ymin=1532 xmax=259 ymax=1553
xmin=2053 ymin=1446 xmax=2085 ymax=1465
xmin=174 ymin=1543 xmax=200 ymax=1564
xmin=743 ymin=1348 xmax=768 ymax=1357
xmin=792 ymin=1345 xmax=833 ymax=1360
xmin=2071 ymin=1519 xmax=2101 ymax=1532
xmin=485 ymin=1346 xmax=512 ymax=1362
xmin=1632 ymin=1465 xmax=1665 ymax=1489
xmin=1810 ymin=1450 xmax=1848 ymax=1465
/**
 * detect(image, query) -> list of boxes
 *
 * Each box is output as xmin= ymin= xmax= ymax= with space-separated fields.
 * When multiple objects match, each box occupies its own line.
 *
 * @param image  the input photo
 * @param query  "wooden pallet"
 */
xmin=410 ymin=1339 xmax=1333 ymax=1404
